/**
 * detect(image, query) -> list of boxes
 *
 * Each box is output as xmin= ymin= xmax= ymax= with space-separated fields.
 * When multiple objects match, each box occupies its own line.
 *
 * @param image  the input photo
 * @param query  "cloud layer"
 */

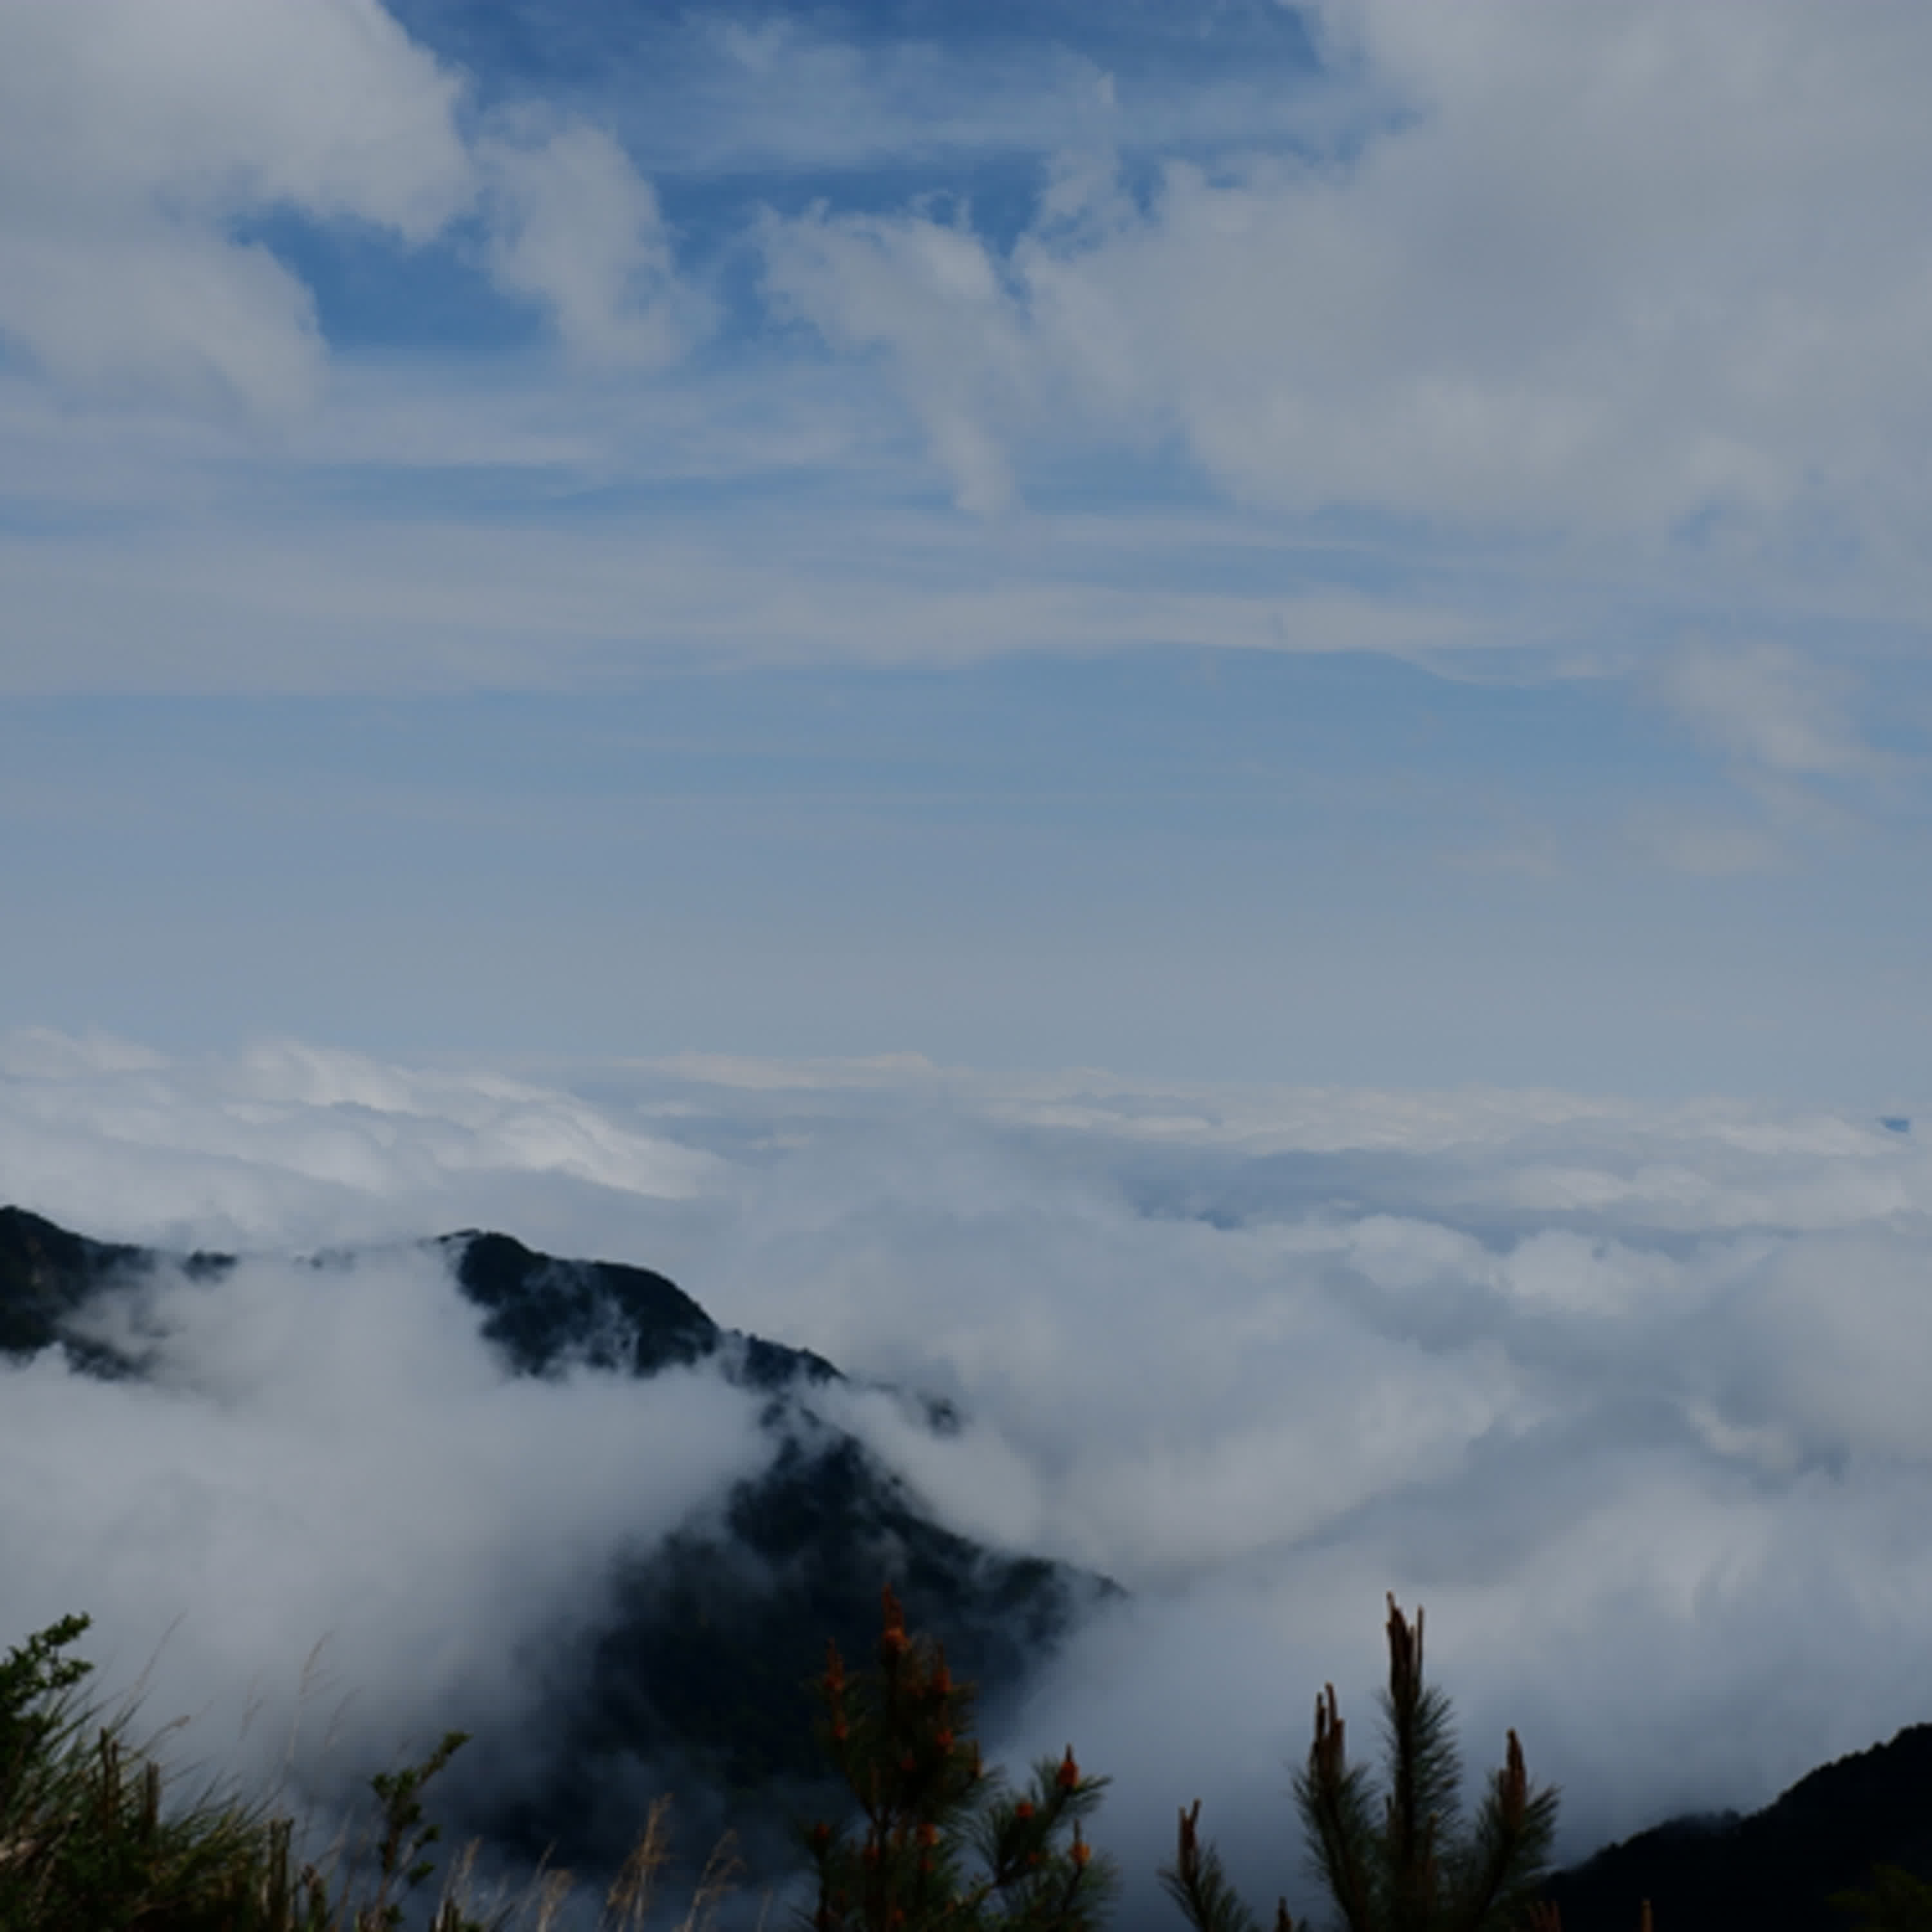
xmin=6 ymin=1 xmax=1932 ymax=696
xmin=4 ymin=1034 xmax=1931 ymax=1918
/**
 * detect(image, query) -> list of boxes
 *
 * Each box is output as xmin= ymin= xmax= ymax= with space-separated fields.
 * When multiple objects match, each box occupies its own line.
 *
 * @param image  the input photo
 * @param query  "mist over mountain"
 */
xmin=0 ymin=1200 xmax=1110 ymax=1877
xmin=1544 ymin=1721 xmax=1932 ymax=1931
xmin=5 ymin=1034 xmax=1932 ymax=1926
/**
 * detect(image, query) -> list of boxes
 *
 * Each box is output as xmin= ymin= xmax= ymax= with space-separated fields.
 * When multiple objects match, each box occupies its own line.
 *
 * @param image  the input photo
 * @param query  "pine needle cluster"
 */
xmin=1163 ymin=1596 xmax=1558 ymax=1932
xmin=804 ymin=1585 xmax=1115 ymax=1932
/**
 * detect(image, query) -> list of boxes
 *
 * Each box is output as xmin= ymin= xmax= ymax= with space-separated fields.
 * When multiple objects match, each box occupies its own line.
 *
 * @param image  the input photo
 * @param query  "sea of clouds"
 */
xmin=3 ymin=1027 xmax=1931 ymax=1922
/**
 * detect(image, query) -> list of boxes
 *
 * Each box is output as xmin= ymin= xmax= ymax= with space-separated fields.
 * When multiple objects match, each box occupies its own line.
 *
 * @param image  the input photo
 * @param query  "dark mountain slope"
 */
xmin=438 ymin=1226 xmax=840 ymax=1389
xmin=1544 ymin=1723 xmax=1932 ymax=1931
xmin=0 ymin=1204 xmax=1112 ymax=1869
xmin=0 ymin=1204 xmax=232 ymax=1373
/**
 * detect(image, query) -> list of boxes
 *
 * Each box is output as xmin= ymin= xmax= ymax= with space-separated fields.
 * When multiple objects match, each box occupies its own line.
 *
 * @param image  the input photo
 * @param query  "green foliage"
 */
xmin=0 ymin=1609 xmax=93 ymax=1795
xmin=0 ymin=1613 xmax=510 ymax=1931
xmin=0 ymin=1610 xmax=296 ymax=1931
xmin=1163 ymin=1596 xmax=1558 ymax=1932
xmin=1834 ymin=1865 xmax=1932 ymax=1932
xmin=804 ymin=1584 xmax=1116 ymax=1932
xmin=361 ymin=1729 xmax=473 ymax=1931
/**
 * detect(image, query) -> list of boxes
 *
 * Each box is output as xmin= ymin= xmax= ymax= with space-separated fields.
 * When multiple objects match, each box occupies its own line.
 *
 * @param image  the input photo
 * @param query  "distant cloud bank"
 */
xmin=3 ymin=1032 xmax=1930 ymax=1917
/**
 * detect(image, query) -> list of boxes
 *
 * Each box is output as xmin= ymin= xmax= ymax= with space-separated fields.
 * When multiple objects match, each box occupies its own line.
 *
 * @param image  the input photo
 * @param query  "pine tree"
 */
xmin=1163 ymin=1595 xmax=1558 ymax=1932
xmin=804 ymin=1584 xmax=1115 ymax=1932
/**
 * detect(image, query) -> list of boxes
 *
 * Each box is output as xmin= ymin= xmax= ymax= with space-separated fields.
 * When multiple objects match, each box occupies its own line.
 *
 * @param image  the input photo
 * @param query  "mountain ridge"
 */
xmin=0 ymin=1202 xmax=1115 ymax=1871
xmin=1542 ymin=1718 xmax=1932 ymax=1931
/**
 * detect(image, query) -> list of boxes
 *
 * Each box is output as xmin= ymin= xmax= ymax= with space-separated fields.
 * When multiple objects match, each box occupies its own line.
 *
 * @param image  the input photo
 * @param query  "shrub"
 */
xmin=0 ymin=1609 xmax=711 ymax=1931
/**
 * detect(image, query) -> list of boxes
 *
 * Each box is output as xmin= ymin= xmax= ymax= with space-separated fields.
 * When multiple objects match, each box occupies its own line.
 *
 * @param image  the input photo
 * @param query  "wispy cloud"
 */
xmin=1654 ymin=643 xmax=1880 ymax=785
xmin=1642 ymin=638 xmax=1911 ymax=864
xmin=1629 ymin=813 xmax=1785 ymax=878
xmin=480 ymin=115 xmax=710 ymax=370
xmin=8 ymin=0 xmax=1932 ymax=703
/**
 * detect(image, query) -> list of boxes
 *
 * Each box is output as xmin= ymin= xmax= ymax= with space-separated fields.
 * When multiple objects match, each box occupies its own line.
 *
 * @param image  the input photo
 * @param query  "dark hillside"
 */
xmin=1544 ymin=1723 xmax=1932 ymax=1931
xmin=0 ymin=1204 xmax=231 ymax=1369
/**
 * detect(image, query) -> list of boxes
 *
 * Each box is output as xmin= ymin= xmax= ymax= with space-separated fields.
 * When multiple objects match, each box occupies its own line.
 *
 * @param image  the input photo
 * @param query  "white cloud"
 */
xmin=1654 ymin=641 xmax=1877 ymax=782
xmin=6 ymin=3 xmax=1926 ymax=701
xmin=0 ymin=1032 xmax=714 ymax=1250
xmin=481 ymin=117 xmax=707 ymax=371
xmin=763 ymin=204 xmax=1030 ymax=515
xmin=0 ymin=0 xmax=469 ymax=417
xmin=0 ymin=4 xmax=712 ymax=417
xmin=1640 ymin=639 xmax=1904 ymax=862
xmin=8 ymin=1033 xmax=1932 ymax=1913
xmin=762 ymin=0 xmax=1932 ymax=552
xmin=0 ymin=1243 xmax=772 ymax=1835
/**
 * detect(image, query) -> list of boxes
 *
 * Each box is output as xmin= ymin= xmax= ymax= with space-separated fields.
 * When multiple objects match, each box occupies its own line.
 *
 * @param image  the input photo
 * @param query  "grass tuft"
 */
xmin=0 ymin=1612 xmax=749 ymax=1932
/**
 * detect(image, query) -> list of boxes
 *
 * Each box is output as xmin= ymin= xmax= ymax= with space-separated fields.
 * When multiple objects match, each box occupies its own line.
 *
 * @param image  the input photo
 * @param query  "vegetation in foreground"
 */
xmin=5 ymin=1589 xmax=1921 ymax=1932
xmin=803 ymin=1584 xmax=1114 ymax=1932
xmin=0 ymin=1611 xmax=723 ymax=1931
xmin=1162 ymin=1596 xmax=1557 ymax=1932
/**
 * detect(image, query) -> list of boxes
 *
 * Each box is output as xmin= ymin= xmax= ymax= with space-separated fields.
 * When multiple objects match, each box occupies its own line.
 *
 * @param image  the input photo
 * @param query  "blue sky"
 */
xmin=5 ymin=0 xmax=1932 ymax=1097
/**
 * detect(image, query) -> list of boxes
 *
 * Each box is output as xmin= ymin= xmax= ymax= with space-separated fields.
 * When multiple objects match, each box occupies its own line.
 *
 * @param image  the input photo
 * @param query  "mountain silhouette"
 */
xmin=1542 ymin=1720 xmax=1932 ymax=1930
xmin=0 ymin=1204 xmax=1115 ymax=1869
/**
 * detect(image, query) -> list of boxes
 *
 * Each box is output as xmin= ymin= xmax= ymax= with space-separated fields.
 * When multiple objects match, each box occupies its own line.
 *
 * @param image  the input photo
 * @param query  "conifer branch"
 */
xmin=1159 ymin=1799 xmax=1265 ymax=1932
xmin=1170 ymin=1598 xmax=1561 ymax=1932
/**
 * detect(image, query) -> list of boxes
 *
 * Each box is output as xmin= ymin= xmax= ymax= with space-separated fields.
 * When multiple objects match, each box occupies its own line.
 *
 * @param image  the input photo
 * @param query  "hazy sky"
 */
xmin=5 ymin=0 xmax=1932 ymax=1096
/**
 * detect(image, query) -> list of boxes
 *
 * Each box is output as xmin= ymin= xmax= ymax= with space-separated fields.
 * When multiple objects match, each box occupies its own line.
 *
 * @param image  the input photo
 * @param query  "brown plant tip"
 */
xmin=1385 ymin=1593 xmax=1423 ymax=1704
xmin=1312 ymin=1683 xmax=1346 ymax=1777
xmin=1502 ymin=1728 xmax=1528 ymax=1826
xmin=1177 ymin=1799 xmax=1203 ymax=1866
xmin=1057 ymin=1746 xmax=1081 ymax=1790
